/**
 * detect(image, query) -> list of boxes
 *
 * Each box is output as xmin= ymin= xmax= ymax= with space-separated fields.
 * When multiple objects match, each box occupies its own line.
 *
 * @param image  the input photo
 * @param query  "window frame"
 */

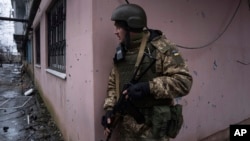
xmin=35 ymin=24 xmax=41 ymax=65
xmin=47 ymin=0 xmax=66 ymax=73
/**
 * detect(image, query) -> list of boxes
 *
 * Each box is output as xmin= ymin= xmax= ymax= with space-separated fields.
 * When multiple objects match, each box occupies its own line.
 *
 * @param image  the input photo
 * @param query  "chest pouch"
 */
xmin=151 ymin=105 xmax=171 ymax=138
xmin=166 ymin=104 xmax=183 ymax=138
xmin=151 ymin=104 xmax=184 ymax=138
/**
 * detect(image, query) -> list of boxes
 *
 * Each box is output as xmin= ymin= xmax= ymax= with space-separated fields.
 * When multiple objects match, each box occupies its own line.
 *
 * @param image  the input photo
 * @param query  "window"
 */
xmin=35 ymin=24 xmax=40 ymax=65
xmin=47 ymin=0 xmax=66 ymax=73
xmin=26 ymin=40 xmax=32 ymax=64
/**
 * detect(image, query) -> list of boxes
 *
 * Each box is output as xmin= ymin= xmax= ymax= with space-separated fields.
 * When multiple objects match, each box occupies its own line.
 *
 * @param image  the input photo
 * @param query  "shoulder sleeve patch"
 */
xmin=150 ymin=36 xmax=172 ymax=54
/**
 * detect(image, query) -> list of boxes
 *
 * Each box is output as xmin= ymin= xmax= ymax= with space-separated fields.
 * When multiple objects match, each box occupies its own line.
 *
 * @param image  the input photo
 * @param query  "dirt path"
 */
xmin=0 ymin=64 xmax=64 ymax=141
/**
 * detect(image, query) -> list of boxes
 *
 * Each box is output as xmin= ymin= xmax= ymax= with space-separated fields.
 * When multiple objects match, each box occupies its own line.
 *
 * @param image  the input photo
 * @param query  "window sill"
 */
xmin=46 ymin=69 xmax=67 ymax=80
xmin=35 ymin=64 xmax=41 ymax=68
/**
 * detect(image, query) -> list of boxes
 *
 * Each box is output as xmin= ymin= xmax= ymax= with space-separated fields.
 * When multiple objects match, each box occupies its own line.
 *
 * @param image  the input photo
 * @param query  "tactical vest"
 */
xmin=115 ymin=43 xmax=172 ymax=108
xmin=115 ymin=33 xmax=184 ymax=139
xmin=115 ymin=44 xmax=155 ymax=90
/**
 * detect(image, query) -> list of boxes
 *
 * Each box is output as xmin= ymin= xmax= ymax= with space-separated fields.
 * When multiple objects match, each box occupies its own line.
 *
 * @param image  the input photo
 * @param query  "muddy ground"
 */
xmin=0 ymin=64 xmax=64 ymax=141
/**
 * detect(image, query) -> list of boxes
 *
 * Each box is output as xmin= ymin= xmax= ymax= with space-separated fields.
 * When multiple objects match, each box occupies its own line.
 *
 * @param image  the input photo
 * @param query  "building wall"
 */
xmin=31 ymin=0 xmax=250 ymax=141
xmin=94 ymin=0 xmax=250 ymax=141
xmin=64 ymin=0 xmax=95 ymax=140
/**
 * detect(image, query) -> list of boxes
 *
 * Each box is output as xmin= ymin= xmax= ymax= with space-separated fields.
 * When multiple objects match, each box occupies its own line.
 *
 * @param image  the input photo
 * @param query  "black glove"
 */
xmin=127 ymin=82 xmax=150 ymax=100
xmin=101 ymin=110 xmax=113 ymax=129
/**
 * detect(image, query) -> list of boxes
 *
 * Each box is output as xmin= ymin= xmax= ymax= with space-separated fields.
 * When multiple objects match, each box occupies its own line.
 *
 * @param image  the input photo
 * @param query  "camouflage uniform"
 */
xmin=103 ymin=30 xmax=193 ymax=141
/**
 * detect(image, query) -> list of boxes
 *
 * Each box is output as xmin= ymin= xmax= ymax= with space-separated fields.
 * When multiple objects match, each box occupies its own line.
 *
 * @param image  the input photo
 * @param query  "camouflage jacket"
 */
xmin=103 ymin=31 xmax=193 ymax=111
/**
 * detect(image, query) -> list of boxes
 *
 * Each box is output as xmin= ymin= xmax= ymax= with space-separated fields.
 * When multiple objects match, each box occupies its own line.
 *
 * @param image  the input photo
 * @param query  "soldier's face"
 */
xmin=114 ymin=24 xmax=126 ymax=43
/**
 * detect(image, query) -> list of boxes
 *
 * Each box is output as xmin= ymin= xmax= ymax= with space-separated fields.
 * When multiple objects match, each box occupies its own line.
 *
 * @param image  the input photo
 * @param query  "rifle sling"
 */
xmin=115 ymin=31 xmax=150 ymax=100
xmin=135 ymin=31 xmax=150 ymax=69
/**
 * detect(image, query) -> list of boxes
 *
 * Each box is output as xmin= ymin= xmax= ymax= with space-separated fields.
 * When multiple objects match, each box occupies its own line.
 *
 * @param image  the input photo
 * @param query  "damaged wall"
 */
xmin=30 ymin=0 xmax=250 ymax=141
xmin=94 ymin=0 xmax=250 ymax=140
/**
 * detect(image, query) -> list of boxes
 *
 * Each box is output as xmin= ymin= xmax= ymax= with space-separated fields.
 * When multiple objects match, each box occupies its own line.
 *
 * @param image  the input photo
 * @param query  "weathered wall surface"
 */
xmin=31 ymin=0 xmax=250 ymax=141
xmin=32 ymin=0 xmax=95 ymax=141
xmin=93 ymin=0 xmax=250 ymax=141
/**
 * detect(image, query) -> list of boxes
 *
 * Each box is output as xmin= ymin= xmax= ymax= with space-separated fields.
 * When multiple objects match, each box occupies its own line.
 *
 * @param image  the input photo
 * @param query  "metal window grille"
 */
xmin=47 ymin=0 xmax=66 ymax=73
xmin=35 ymin=25 xmax=40 ymax=64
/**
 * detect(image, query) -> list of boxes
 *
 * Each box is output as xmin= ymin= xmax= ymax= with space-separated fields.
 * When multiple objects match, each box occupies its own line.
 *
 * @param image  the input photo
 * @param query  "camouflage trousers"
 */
xmin=119 ymin=115 xmax=169 ymax=141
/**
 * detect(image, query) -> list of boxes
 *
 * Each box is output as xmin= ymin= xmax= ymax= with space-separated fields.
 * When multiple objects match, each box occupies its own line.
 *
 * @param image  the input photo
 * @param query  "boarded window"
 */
xmin=26 ymin=40 xmax=32 ymax=64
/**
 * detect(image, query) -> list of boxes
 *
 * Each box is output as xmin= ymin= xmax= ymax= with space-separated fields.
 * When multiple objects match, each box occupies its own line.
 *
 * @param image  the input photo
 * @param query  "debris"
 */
xmin=27 ymin=115 xmax=30 ymax=124
xmin=24 ymin=88 xmax=34 ymax=96
xmin=1 ymin=64 xmax=64 ymax=140
xmin=3 ymin=126 xmax=9 ymax=132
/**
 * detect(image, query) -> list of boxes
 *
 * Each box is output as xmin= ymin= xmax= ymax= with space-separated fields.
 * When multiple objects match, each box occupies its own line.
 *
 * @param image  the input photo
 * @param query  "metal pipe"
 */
xmin=0 ymin=16 xmax=28 ymax=22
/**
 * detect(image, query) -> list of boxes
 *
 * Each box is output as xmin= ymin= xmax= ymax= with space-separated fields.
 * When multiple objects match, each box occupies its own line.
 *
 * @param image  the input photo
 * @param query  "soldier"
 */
xmin=102 ymin=3 xmax=193 ymax=141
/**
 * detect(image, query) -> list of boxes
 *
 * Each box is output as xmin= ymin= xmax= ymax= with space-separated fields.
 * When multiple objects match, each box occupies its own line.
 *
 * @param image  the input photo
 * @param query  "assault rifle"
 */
xmin=104 ymin=53 xmax=156 ymax=141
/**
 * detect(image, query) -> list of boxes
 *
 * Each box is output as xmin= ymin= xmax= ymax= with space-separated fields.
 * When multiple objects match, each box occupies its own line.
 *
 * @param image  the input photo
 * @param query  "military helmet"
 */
xmin=111 ymin=4 xmax=147 ymax=29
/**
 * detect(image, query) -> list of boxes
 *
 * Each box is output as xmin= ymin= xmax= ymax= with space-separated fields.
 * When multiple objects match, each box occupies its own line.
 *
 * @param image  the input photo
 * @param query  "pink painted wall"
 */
xmin=32 ymin=0 xmax=250 ymax=141
xmin=33 ymin=0 xmax=95 ymax=141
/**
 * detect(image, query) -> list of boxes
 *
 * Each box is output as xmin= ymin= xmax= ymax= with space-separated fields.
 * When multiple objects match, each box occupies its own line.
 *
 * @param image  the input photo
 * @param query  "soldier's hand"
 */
xmin=102 ymin=110 xmax=113 ymax=136
xmin=122 ymin=89 xmax=129 ymax=99
xmin=101 ymin=110 xmax=113 ymax=129
xmin=126 ymin=82 xmax=150 ymax=100
xmin=103 ymin=116 xmax=111 ymax=136
xmin=104 ymin=126 xmax=111 ymax=136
